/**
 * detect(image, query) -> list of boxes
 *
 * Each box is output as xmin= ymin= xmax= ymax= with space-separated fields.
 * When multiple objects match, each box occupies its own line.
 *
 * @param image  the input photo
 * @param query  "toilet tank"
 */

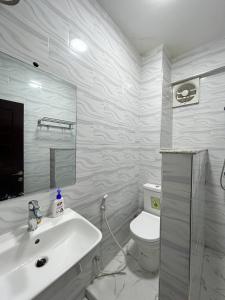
xmin=143 ymin=183 xmax=161 ymax=216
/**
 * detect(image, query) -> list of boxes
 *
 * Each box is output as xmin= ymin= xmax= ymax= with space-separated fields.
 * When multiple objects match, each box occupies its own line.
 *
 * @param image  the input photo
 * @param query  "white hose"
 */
xmin=103 ymin=210 xmax=127 ymax=258
xmin=95 ymin=199 xmax=127 ymax=278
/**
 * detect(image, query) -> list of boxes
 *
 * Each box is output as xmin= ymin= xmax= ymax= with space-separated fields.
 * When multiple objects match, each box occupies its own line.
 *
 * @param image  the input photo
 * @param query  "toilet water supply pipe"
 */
xmin=94 ymin=194 xmax=128 ymax=278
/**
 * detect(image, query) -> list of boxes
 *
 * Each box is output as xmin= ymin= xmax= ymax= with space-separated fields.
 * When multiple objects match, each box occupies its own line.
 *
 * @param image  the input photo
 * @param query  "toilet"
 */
xmin=130 ymin=183 xmax=161 ymax=272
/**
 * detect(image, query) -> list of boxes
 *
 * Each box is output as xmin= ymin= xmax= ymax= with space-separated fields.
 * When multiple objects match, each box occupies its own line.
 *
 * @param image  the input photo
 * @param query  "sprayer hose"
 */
xmin=95 ymin=211 xmax=127 ymax=278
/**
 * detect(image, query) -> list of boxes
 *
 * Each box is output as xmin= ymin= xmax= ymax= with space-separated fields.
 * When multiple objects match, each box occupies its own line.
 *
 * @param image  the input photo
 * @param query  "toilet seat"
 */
xmin=130 ymin=211 xmax=160 ymax=243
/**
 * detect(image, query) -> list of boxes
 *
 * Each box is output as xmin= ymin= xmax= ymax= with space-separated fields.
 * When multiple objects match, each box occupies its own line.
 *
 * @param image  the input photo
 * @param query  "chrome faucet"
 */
xmin=28 ymin=200 xmax=42 ymax=231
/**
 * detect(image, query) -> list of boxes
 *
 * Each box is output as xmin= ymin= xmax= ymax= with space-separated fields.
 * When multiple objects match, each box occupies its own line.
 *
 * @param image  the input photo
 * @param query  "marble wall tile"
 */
xmin=172 ymin=38 xmax=225 ymax=82
xmin=160 ymin=49 xmax=172 ymax=149
xmin=138 ymin=46 xmax=172 ymax=207
xmin=138 ymin=46 xmax=163 ymax=204
xmin=0 ymin=7 xmax=49 ymax=67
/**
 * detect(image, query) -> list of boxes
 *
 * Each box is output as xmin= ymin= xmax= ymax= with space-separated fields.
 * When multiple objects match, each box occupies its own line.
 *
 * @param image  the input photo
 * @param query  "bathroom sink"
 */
xmin=0 ymin=208 xmax=102 ymax=300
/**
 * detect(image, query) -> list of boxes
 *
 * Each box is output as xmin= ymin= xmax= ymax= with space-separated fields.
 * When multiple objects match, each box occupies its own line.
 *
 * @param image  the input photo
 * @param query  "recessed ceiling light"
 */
xmin=70 ymin=38 xmax=88 ymax=53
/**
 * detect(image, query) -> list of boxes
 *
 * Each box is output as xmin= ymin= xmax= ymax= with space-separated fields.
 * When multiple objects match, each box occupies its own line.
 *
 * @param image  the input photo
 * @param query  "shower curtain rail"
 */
xmin=171 ymin=65 xmax=225 ymax=86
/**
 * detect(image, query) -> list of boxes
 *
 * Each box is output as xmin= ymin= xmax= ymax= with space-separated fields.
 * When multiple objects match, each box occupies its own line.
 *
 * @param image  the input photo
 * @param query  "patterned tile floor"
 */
xmin=200 ymin=248 xmax=225 ymax=300
xmin=86 ymin=240 xmax=159 ymax=300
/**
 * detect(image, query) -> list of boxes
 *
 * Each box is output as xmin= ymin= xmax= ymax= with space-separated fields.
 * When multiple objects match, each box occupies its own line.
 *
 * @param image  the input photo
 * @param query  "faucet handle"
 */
xmin=35 ymin=209 xmax=42 ymax=220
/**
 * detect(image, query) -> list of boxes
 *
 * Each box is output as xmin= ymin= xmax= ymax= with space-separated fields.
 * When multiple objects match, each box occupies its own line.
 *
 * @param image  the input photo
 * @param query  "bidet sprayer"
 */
xmin=100 ymin=194 xmax=109 ymax=211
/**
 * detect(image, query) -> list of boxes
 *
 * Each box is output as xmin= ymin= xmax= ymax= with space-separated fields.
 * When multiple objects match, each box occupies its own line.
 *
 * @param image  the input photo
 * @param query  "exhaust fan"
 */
xmin=173 ymin=78 xmax=199 ymax=108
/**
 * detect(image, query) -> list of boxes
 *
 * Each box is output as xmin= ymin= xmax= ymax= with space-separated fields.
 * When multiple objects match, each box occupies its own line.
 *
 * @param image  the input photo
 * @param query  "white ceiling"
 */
xmin=97 ymin=0 xmax=225 ymax=58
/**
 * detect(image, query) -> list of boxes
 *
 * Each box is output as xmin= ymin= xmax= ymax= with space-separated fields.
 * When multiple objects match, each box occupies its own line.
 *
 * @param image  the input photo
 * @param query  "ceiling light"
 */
xmin=70 ymin=38 xmax=88 ymax=53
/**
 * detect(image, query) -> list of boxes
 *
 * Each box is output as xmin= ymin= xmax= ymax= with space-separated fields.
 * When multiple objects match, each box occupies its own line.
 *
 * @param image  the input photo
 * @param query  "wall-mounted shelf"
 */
xmin=37 ymin=117 xmax=75 ymax=130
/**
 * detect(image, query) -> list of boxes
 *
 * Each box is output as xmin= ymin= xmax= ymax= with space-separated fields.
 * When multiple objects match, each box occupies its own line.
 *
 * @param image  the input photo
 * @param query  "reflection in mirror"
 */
xmin=0 ymin=51 xmax=77 ymax=200
xmin=50 ymin=148 xmax=76 ymax=189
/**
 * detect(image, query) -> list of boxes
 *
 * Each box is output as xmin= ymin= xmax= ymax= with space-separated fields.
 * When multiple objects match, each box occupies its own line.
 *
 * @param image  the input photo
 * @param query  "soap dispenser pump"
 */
xmin=51 ymin=188 xmax=64 ymax=217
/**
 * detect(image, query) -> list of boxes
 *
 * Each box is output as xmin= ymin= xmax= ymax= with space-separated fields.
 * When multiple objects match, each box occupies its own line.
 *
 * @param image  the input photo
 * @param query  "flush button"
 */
xmin=151 ymin=196 xmax=160 ymax=210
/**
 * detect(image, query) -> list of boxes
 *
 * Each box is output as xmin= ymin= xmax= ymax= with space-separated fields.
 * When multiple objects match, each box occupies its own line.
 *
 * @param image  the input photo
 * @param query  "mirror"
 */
xmin=0 ymin=51 xmax=77 ymax=201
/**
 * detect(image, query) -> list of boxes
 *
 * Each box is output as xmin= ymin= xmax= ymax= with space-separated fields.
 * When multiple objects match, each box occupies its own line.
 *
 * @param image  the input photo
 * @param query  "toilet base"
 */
xmin=135 ymin=240 xmax=159 ymax=272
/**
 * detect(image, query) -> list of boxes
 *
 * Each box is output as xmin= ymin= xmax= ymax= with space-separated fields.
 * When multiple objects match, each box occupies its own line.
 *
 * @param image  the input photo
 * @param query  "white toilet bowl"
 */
xmin=130 ymin=211 xmax=160 ymax=272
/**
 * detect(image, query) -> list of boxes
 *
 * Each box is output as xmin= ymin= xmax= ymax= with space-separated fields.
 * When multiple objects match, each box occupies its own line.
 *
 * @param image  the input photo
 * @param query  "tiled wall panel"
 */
xmin=190 ymin=151 xmax=207 ymax=300
xmin=138 ymin=46 xmax=172 ymax=206
xmin=138 ymin=46 xmax=162 ymax=205
xmin=159 ymin=151 xmax=207 ymax=300
xmin=160 ymin=153 xmax=192 ymax=300
xmin=160 ymin=49 xmax=172 ymax=149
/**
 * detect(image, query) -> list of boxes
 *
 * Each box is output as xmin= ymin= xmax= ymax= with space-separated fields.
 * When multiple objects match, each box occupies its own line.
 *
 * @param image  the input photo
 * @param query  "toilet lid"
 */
xmin=130 ymin=212 xmax=160 ymax=242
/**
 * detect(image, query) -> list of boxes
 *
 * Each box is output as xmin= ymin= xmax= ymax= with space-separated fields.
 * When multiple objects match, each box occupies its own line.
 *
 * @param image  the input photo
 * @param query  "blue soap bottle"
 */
xmin=51 ymin=188 xmax=64 ymax=217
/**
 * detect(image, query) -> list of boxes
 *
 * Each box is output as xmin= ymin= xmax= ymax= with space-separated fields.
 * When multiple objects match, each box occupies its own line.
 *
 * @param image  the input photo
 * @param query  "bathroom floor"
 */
xmin=85 ymin=240 xmax=159 ymax=300
xmin=200 ymin=248 xmax=225 ymax=300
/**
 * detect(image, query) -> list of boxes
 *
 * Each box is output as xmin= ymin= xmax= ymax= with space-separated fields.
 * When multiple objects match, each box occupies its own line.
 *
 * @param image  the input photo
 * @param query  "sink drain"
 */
xmin=35 ymin=239 xmax=40 ymax=244
xmin=35 ymin=257 xmax=48 ymax=268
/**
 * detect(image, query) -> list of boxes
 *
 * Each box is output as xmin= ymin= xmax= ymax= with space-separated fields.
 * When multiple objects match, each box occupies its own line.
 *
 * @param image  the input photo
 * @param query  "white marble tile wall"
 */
xmin=160 ymin=49 xmax=172 ymax=149
xmin=139 ymin=46 xmax=163 ymax=186
xmin=172 ymin=39 xmax=225 ymax=253
xmin=138 ymin=46 xmax=172 ymax=204
xmin=0 ymin=0 xmax=140 ymax=299
xmin=172 ymin=38 xmax=225 ymax=83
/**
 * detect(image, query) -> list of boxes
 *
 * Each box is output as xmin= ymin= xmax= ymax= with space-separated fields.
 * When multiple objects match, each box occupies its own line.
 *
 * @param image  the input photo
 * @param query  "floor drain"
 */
xmin=35 ymin=257 xmax=48 ymax=268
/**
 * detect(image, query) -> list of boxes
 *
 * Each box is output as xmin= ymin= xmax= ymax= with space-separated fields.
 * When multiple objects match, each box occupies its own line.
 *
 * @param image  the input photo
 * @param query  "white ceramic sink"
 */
xmin=0 ymin=208 xmax=102 ymax=300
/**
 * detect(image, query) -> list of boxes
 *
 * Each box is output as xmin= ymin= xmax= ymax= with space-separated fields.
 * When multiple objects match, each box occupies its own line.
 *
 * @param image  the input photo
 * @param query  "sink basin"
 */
xmin=0 ymin=208 xmax=102 ymax=300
